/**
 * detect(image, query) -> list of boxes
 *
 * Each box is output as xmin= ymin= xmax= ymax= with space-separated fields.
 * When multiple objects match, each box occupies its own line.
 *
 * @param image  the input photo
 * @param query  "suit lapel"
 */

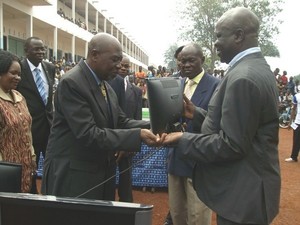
xmin=191 ymin=74 xmax=209 ymax=106
xmin=78 ymin=61 xmax=111 ymax=122
xmin=22 ymin=60 xmax=43 ymax=98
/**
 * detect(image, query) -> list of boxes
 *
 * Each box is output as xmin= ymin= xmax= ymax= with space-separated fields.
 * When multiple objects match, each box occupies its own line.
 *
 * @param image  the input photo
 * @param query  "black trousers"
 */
xmin=217 ymin=215 xmax=267 ymax=225
xmin=291 ymin=124 xmax=300 ymax=159
xmin=117 ymin=155 xmax=133 ymax=202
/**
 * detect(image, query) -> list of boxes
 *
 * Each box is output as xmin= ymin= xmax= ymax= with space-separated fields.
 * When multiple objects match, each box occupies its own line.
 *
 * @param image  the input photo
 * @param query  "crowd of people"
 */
xmin=0 ymin=6 xmax=291 ymax=225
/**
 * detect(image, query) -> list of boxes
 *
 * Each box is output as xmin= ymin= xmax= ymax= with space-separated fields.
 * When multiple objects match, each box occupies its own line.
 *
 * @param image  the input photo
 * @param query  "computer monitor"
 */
xmin=146 ymin=77 xmax=183 ymax=135
xmin=0 ymin=162 xmax=22 ymax=193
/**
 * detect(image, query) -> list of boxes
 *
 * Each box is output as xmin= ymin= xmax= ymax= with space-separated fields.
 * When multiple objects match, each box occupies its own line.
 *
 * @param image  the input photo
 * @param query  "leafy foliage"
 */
xmin=164 ymin=0 xmax=283 ymax=70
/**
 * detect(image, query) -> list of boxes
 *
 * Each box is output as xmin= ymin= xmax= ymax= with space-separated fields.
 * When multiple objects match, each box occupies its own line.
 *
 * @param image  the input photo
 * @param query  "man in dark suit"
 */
xmin=109 ymin=55 xmax=143 ymax=202
xmin=167 ymin=43 xmax=219 ymax=225
xmin=17 ymin=37 xmax=55 ymax=166
xmin=163 ymin=7 xmax=280 ymax=225
xmin=41 ymin=33 xmax=160 ymax=201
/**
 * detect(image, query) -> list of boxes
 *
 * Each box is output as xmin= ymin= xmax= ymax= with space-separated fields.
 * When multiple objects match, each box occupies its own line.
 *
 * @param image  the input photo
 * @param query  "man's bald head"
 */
xmin=87 ymin=33 xmax=123 ymax=81
xmin=214 ymin=7 xmax=260 ymax=63
xmin=217 ymin=7 xmax=260 ymax=37
xmin=88 ymin=33 xmax=122 ymax=57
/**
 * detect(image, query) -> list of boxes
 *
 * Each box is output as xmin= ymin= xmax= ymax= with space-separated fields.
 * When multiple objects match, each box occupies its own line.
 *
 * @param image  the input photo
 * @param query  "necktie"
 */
xmin=184 ymin=79 xmax=196 ymax=100
xmin=34 ymin=68 xmax=47 ymax=105
xmin=100 ymin=81 xmax=107 ymax=102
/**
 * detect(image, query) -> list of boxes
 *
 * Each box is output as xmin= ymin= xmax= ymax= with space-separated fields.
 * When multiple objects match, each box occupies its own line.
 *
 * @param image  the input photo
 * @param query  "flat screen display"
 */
xmin=147 ymin=77 xmax=183 ymax=135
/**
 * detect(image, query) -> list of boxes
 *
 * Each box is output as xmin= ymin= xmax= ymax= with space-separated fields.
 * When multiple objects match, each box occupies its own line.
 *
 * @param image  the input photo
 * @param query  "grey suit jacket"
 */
xmin=177 ymin=52 xmax=280 ymax=224
xmin=41 ymin=59 xmax=149 ymax=199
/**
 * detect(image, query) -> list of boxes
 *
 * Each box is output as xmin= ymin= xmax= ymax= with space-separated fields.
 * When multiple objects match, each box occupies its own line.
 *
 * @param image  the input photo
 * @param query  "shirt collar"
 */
xmin=84 ymin=60 xmax=101 ymax=85
xmin=0 ymin=88 xmax=22 ymax=103
xmin=185 ymin=69 xmax=205 ymax=85
xmin=27 ymin=59 xmax=42 ymax=72
xmin=228 ymin=47 xmax=261 ymax=68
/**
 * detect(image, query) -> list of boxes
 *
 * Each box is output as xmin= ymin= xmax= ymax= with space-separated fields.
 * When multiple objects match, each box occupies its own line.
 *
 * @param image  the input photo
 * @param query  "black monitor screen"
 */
xmin=147 ymin=77 xmax=183 ymax=135
xmin=0 ymin=162 xmax=22 ymax=193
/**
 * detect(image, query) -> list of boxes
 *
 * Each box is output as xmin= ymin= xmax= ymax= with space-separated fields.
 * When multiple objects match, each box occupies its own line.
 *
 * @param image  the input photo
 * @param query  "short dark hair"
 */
xmin=0 ymin=50 xmax=20 ymax=76
xmin=24 ymin=37 xmax=42 ymax=52
xmin=174 ymin=45 xmax=185 ymax=59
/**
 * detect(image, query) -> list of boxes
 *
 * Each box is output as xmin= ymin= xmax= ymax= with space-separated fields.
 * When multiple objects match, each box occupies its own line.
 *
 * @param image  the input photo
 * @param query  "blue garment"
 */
xmin=167 ymin=73 xmax=220 ymax=178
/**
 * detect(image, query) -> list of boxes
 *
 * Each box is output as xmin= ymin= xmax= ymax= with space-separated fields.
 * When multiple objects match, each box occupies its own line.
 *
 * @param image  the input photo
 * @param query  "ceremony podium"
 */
xmin=0 ymin=192 xmax=152 ymax=225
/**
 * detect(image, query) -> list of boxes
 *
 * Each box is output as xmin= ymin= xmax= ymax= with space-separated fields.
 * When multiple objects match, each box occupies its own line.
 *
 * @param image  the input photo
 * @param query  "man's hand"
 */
xmin=161 ymin=132 xmax=183 ymax=145
xmin=115 ymin=151 xmax=127 ymax=164
xmin=141 ymin=129 xmax=162 ymax=147
xmin=183 ymin=94 xmax=195 ymax=119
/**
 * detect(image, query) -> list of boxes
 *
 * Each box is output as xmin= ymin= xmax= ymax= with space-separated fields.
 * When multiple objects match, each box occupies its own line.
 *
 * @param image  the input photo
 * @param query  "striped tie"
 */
xmin=184 ymin=79 xmax=196 ymax=100
xmin=34 ymin=68 xmax=47 ymax=105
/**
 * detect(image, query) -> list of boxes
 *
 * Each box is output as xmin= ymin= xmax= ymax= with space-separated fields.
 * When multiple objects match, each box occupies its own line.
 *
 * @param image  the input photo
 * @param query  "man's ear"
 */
xmin=235 ymin=28 xmax=245 ymax=43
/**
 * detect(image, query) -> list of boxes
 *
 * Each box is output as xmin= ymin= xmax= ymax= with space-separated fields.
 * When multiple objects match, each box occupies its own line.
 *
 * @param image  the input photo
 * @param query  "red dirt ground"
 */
xmin=37 ymin=128 xmax=300 ymax=225
xmin=132 ymin=128 xmax=300 ymax=225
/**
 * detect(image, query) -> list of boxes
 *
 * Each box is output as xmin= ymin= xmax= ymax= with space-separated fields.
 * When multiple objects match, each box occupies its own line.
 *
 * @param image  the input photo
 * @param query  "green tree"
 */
xmin=164 ymin=43 xmax=179 ymax=71
xmin=176 ymin=0 xmax=283 ymax=69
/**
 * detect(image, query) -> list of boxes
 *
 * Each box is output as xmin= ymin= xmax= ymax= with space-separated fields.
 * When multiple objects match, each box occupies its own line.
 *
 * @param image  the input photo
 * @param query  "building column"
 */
xmin=104 ymin=18 xmax=107 ymax=33
xmin=95 ymin=11 xmax=98 ymax=32
xmin=26 ymin=15 xmax=33 ymax=38
xmin=72 ymin=35 xmax=75 ymax=62
xmin=85 ymin=41 xmax=88 ymax=58
xmin=72 ymin=0 xmax=75 ymax=23
xmin=53 ymin=27 xmax=57 ymax=61
xmin=85 ymin=1 xmax=88 ymax=30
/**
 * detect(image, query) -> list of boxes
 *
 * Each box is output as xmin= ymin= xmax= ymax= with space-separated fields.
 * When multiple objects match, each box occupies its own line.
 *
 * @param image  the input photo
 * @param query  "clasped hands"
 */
xmin=141 ymin=95 xmax=195 ymax=147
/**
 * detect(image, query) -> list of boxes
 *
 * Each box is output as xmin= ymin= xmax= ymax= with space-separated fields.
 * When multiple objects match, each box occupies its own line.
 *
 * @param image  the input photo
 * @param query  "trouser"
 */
xmin=168 ymin=174 xmax=211 ymax=225
xmin=217 ymin=215 xmax=267 ymax=225
xmin=291 ymin=124 xmax=300 ymax=159
xmin=117 ymin=155 xmax=133 ymax=202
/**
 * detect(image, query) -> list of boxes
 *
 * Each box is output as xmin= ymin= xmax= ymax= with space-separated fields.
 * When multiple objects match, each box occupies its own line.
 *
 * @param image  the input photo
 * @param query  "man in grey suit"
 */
xmin=17 ymin=37 xmax=55 ymax=166
xmin=162 ymin=7 xmax=280 ymax=225
xmin=41 ymin=33 xmax=160 ymax=201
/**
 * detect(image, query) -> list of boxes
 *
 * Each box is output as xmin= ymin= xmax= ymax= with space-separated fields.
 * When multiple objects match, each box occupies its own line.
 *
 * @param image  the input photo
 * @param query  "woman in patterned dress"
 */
xmin=0 ymin=50 xmax=36 ymax=192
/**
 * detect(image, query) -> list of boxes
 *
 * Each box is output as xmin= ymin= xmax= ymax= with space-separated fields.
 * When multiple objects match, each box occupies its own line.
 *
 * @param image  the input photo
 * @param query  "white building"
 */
xmin=0 ymin=0 xmax=149 ymax=71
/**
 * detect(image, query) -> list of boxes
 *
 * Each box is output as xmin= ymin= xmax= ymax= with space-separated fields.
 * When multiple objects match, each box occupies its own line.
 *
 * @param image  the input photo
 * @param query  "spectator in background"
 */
xmin=286 ymin=91 xmax=300 ymax=162
xmin=17 ymin=37 xmax=55 ymax=167
xmin=287 ymin=76 xmax=295 ymax=95
xmin=147 ymin=65 xmax=155 ymax=78
xmin=109 ymin=56 xmax=143 ymax=202
xmin=170 ymin=45 xmax=184 ymax=78
xmin=135 ymin=66 xmax=145 ymax=82
xmin=295 ymin=79 xmax=300 ymax=94
xmin=281 ymin=70 xmax=288 ymax=86
xmin=0 ymin=50 xmax=36 ymax=193
xmin=274 ymin=67 xmax=280 ymax=78
xmin=137 ymin=79 xmax=148 ymax=108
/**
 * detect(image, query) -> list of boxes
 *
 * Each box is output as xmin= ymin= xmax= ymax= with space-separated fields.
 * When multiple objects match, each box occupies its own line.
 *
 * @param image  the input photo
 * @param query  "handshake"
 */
xmin=140 ymin=129 xmax=183 ymax=147
xmin=141 ymin=95 xmax=195 ymax=147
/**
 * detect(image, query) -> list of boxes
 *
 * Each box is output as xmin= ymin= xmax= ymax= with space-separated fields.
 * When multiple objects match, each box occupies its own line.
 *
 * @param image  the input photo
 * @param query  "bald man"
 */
xmin=41 ymin=33 xmax=160 ymax=201
xmin=162 ymin=7 xmax=280 ymax=225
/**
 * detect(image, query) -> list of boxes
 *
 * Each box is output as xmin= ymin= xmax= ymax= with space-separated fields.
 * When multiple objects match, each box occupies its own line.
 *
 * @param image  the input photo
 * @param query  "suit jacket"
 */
xmin=109 ymin=75 xmax=143 ymax=120
xmin=41 ymin=59 xmax=149 ymax=199
xmin=168 ymin=73 xmax=219 ymax=177
xmin=177 ymin=52 xmax=280 ymax=224
xmin=17 ymin=59 xmax=55 ymax=153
